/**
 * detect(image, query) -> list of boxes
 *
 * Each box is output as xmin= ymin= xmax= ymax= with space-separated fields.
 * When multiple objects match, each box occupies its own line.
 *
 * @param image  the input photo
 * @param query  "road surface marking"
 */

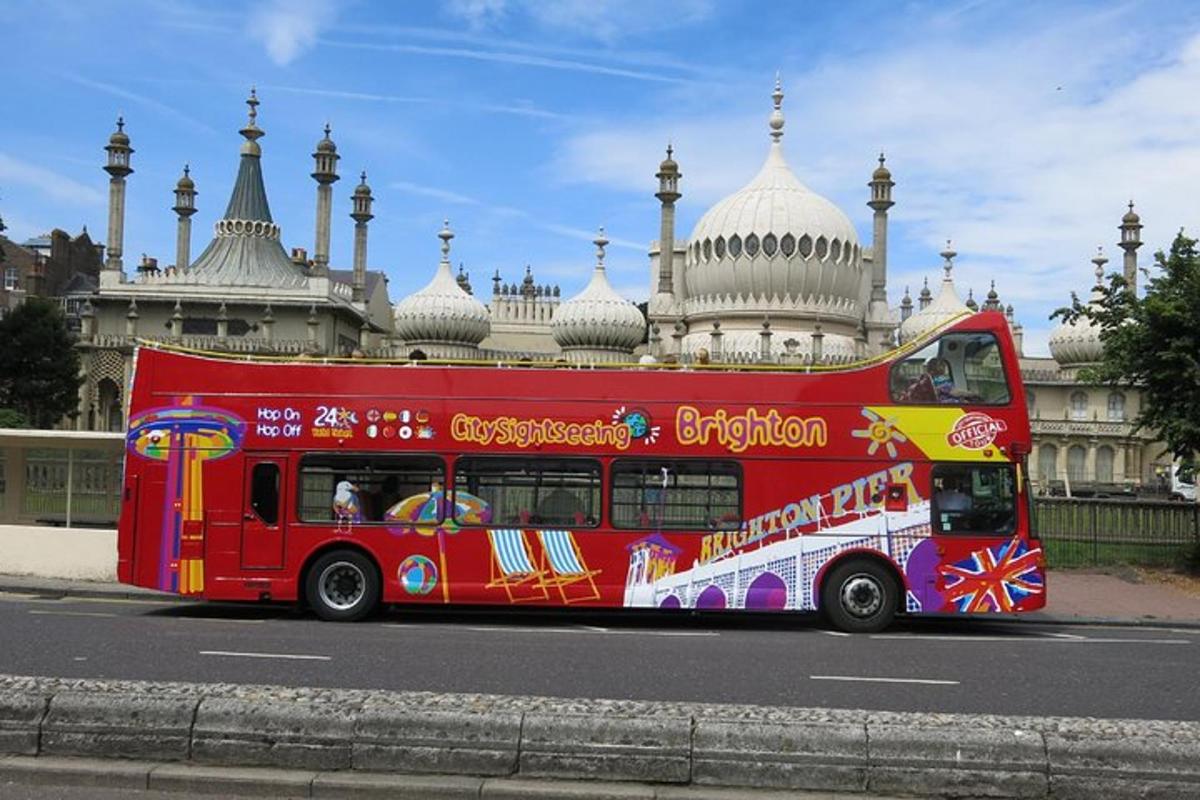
xmin=460 ymin=624 xmax=718 ymax=637
xmin=28 ymin=609 xmax=117 ymax=618
xmin=810 ymin=675 xmax=959 ymax=686
xmin=199 ymin=650 xmax=331 ymax=661
xmin=870 ymin=633 xmax=1189 ymax=645
xmin=822 ymin=630 xmax=852 ymax=637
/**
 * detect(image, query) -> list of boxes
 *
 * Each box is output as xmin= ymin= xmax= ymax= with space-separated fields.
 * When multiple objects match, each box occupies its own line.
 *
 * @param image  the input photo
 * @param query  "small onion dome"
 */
xmin=659 ymin=143 xmax=678 ymax=172
xmin=1122 ymin=202 xmax=1140 ymax=225
xmin=872 ymin=153 xmax=891 ymax=181
xmin=1049 ymin=249 xmax=1107 ymax=366
xmin=176 ymin=165 xmax=195 ymax=190
xmin=316 ymin=123 xmax=337 ymax=153
xmin=392 ymin=221 xmax=490 ymax=346
xmin=109 ymin=117 xmax=130 ymax=146
xmin=552 ymin=228 xmax=645 ymax=353
xmin=353 ymin=171 xmax=371 ymax=198
xmin=899 ymin=242 xmax=970 ymax=343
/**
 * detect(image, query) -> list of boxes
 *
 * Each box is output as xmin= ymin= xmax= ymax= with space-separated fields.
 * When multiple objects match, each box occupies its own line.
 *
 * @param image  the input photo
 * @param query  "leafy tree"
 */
xmin=0 ymin=408 xmax=28 ymax=428
xmin=0 ymin=297 xmax=83 ymax=428
xmin=1054 ymin=230 xmax=1200 ymax=481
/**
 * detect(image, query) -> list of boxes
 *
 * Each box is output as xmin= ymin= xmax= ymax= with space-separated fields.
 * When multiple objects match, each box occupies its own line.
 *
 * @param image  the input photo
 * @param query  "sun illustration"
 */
xmin=851 ymin=408 xmax=908 ymax=458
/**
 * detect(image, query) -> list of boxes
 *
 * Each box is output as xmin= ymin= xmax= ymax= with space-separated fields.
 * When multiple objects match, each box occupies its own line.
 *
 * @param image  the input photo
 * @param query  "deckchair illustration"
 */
xmin=536 ymin=529 xmax=601 ymax=604
xmin=486 ymin=528 xmax=549 ymax=603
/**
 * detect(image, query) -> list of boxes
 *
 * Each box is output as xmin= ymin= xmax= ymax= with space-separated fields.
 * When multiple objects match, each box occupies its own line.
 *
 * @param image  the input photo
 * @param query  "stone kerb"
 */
xmin=353 ymin=695 xmax=522 ymax=776
xmin=3 ymin=673 xmax=1200 ymax=798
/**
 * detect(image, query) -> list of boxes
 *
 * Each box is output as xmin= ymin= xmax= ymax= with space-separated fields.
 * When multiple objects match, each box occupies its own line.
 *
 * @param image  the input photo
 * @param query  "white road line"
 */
xmin=822 ymin=630 xmax=852 ymax=637
xmin=459 ymin=624 xmax=718 ymax=637
xmin=811 ymin=675 xmax=959 ymax=686
xmin=199 ymin=650 xmax=331 ymax=661
xmin=28 ymin=609 xmax=118 ymax=618
xmin=870 ymin=633 xmax=1190 ymax=645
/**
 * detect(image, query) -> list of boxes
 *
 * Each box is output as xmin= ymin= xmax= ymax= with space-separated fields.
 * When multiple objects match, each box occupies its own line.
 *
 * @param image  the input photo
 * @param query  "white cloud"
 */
xmin=0 ymin=153 xmax=105 ymax=207
xmin=391 ymin=181 xmax=481 ymax=206
xmin=251 ymin=0 xmax=338 ymax=66
xmin=59 ymin=73 xmax=218 ymax=135
xmin=551 ymin=16 xmax=1200 ymax=355
xmin=444 ymin=0 xmax=716 ymax=43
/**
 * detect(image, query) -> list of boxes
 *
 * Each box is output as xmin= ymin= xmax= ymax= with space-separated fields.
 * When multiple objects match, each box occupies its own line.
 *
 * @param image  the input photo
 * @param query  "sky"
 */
xmin=3 ymin=0 xmax=1200 ymax=356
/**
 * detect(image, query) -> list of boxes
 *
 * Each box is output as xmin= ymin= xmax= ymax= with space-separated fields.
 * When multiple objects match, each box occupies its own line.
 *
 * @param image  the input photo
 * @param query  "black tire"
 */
xmin=821 ymin=558 xmax=900 ymax=634
xmin=305 ymin=549 xmax=380 ymax=622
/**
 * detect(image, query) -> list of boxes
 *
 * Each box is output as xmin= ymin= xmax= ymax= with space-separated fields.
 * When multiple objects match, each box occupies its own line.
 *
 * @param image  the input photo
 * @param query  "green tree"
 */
xmin=1054 ymin=230 xmax=1200 ymax=480
xmin=0 ymin=297 xmax=83 ymax=428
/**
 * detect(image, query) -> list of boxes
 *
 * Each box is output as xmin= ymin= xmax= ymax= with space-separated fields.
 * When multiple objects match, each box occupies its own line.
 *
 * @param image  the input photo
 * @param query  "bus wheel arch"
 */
xmin=301 ymin=544 xmax=383 ymax=622
xmin=817 ymin=553 xmax=903 ymax=634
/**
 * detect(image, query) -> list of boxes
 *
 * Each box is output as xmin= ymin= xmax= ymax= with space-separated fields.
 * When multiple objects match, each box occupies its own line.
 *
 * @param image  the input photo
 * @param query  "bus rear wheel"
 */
xmin=821 ymin=558 xmax=899 ymax=634
xmin=305 ymin=550 xmax=380 ymax=622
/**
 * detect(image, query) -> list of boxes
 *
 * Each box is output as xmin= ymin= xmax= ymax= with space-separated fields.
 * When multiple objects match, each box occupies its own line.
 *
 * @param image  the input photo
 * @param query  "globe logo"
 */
xmin=397 ymin=555 xmax=438 ymax=596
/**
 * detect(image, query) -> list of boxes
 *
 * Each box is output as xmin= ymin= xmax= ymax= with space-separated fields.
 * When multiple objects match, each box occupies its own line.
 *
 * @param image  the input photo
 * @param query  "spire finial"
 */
xmin=769 ymin=74 xmax=785 ymax=143
xmin=594 ymin=226 xmax=609 ymax=269
xmin=183 ymin=163 xmax=190 ymax=177
xmin=116 ymin=116 xmax=125 ymax=132
xmin=940 ymin=239 xmax=957 ymax=277
xmin=360 ymin=170 xmax=367 ymax=184
xmin=438 ymin=219 xmax=453 ymax=263
xmin=247 ymin=87 xmax=258 ymax=123
xmin=1092 ymin=245 xmax=1108 ymax=284
xmin=239 ymin=87 xmax=264 ymax=151
xmin=666 ymin=141 xmax=673 ymax=159
xmin=324 ymin=121 xmax=332 ymax=138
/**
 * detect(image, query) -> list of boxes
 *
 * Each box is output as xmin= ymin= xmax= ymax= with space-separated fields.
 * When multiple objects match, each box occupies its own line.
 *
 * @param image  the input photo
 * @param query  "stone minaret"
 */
xmin=866 ymin=153 xmax=896 ymax=352
xmin=311 ymin=124 xmax=339 ymax=277
xmin=350 ymin=171 xmax=373 ymax=304
xmin=655 ymin=144 xmax=681 ymax=295
xmin=103 ymin=117 xmax=134 ymax=275
xmin=1118 ymin=201 xmax=1142 ymax=294
xmin=172 ymin=165 xmax=197 ymax=270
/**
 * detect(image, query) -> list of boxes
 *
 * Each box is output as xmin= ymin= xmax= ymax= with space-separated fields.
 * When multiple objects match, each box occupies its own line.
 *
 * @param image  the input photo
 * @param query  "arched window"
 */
xmin=1095 ymin=446 xmax=1114 ymax=484
xmin=1107 ymin=392 xmax=1125 ymax=421
xmin=96 ymin=378 xmax=122 ymax=433
xmin=1070 ymin=391 xmax=1088 ymax=421
xmin=1026 ymin=390 xmax=1036 ymax=415
xmin=1067 ymin=445 xmax=1087 ymax=484
xmin=1038 ymin=444 xmax=1058 ymax=486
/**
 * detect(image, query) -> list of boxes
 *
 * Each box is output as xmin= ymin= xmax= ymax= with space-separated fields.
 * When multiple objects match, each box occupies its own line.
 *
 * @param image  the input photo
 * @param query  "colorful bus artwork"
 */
xmin=117 ymin=312 xmax=1044 ymax=632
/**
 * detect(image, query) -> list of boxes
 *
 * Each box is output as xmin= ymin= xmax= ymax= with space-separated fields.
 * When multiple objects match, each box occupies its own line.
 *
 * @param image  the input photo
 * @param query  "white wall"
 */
xmin=0 ymin=525 xmax=116 ymax=581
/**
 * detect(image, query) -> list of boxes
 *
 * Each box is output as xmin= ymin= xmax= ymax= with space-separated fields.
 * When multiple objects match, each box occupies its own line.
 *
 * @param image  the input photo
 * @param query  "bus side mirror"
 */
xmin=885 ymin=484 xmax=907 ymax=512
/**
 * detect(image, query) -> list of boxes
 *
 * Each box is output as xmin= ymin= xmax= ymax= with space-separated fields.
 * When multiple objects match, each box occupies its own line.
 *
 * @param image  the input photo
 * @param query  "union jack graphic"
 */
xmin=940 ymin=538 xmax=1043 ymax=613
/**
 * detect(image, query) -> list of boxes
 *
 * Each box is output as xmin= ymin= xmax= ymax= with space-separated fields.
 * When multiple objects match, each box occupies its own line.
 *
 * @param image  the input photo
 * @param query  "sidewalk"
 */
xmin=4 ymin=569 xmax=1200 ymax=628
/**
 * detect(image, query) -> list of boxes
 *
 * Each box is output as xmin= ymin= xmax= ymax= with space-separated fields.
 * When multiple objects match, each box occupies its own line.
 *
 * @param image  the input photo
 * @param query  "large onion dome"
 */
xmin=552 ymin=229 xmax=645 ymax=362
xmin=1049 ymin=250 xmax=1107 ymax=366
xmin=683 ymin=78 xmax=863 ymax=312
xmin=899 ymin=242 xmax=971 ymax=343
xmin=393 ymin=221 xmax=490 ymax=355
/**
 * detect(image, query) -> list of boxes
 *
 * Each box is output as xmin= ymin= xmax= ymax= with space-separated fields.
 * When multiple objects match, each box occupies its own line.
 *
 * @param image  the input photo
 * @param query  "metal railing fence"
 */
xmin=1034 ymin=497 xmax=1200 ymax=568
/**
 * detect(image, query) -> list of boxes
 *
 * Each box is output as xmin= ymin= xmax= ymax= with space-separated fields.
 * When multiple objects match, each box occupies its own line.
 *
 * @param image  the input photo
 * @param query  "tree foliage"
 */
xmin=0 ymin=298 xmax=83 ymax=428
xmin=1054 ymin=230 xmax=1200 ymax=478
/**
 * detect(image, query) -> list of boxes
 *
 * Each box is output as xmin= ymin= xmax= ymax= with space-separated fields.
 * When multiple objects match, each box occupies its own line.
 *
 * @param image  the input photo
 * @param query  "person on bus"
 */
xmin=900 ymin=357 xmax=958 ymax=403
xmin=936 ymin=474 xmax=973 ymax=512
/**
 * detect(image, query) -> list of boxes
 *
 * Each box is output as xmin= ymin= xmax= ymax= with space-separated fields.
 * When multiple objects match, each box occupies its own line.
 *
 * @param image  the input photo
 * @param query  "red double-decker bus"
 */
xmin=117 ymin=312 xmax=1044 ymax=632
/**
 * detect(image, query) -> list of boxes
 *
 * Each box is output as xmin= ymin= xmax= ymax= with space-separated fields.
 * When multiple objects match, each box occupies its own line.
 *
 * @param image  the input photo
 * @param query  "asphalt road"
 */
xmin=2 ymin=590 xmax=1196 ymax=721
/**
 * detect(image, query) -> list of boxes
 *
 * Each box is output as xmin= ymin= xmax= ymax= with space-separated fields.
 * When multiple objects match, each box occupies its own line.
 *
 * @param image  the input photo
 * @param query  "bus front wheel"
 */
xmin=305 ymin=550 xmax=381 ymax=622
xmin=821 ymin=559 xmax=899 ymax=634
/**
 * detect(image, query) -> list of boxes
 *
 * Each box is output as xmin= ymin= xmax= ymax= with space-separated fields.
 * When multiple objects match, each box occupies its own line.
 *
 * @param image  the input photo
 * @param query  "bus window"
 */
xmin=611 ymin=460 xmax=742 ymax=530
xmin=932 ymin=463 xmax=1017 ymax=536
xmin=891 ymin=332 xmax=1011 ymax=405
xmin=454 ymin=457 xmax=601 ymax=527
xmin=298 ymin=455 xmax=445 ymax=523
xmin=250 ymin=463 xmax=280 ymax=525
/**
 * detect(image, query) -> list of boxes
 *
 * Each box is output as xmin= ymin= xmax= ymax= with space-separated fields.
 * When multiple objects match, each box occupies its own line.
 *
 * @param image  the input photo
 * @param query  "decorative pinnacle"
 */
xmin=666 ymin=142 xmax=673 ymax=159
xmin=324 ymin=122 xmax=331 ymax=138
xmin=1092 ymin=246 xmax=1108 ymax=284
xmin=769 ymin=74 xmax=785 ymax=143
xmin=940 ymin=239 xmax=957 ymax=276
xmin=240 ymin=87 xmax=264 ymax=145
xmin=878 ymin=152 xmax=885 ymax=167
xmin=116 ymin=116 xmax=125 ymax=132
xmin=183 ymin=164 xmax=190 ymax=177
xmin=439 ymin=219 xmax=454 ymax=263
xmin=594 ymin=226 xmax=608 ymax=268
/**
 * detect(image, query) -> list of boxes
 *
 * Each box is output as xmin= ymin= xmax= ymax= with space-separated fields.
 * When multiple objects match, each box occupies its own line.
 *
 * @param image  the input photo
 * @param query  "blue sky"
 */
xmin=3 ymin=0 xmax=1200 ymax=355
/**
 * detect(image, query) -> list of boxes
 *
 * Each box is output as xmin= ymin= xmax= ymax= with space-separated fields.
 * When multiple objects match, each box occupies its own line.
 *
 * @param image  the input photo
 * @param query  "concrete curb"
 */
xmin=1 ymin=674 xmax=1199 ymax=798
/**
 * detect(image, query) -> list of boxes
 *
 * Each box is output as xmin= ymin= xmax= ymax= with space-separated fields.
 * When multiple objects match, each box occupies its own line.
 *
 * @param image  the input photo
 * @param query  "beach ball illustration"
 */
xmin=398 ymin=555 xmax=438 ymax=596
xmin=622 ymin=409 xmax=650 ymax=439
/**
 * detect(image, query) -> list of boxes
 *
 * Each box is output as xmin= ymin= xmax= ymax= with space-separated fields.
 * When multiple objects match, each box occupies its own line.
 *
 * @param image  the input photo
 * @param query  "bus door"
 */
xmin=242 ymin=454 xmax=288 ymax=569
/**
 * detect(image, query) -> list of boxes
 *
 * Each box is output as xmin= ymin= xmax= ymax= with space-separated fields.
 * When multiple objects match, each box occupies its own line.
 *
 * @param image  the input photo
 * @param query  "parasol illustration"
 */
xmin=126 ymin=401 xmax=245 ymax=594
xmin=385 ymin=489 xmax=490 ymax=603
